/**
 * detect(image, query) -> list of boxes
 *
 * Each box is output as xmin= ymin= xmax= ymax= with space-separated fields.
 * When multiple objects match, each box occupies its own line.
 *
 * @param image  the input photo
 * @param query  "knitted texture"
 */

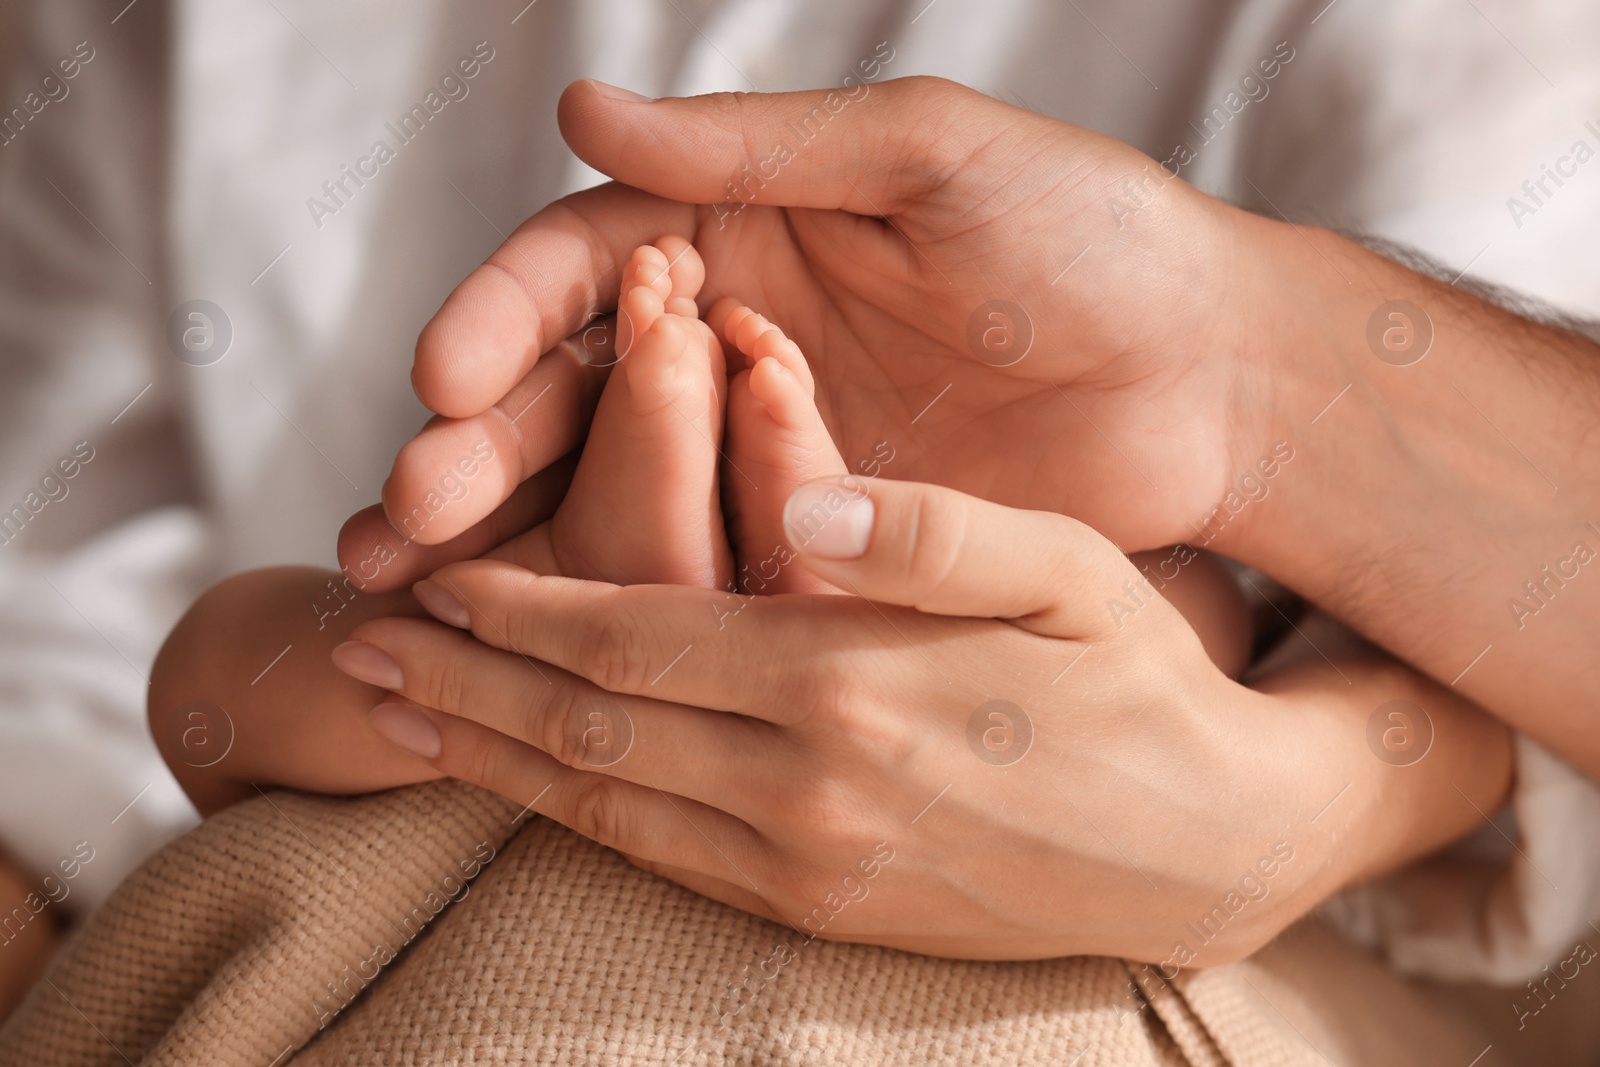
xmin=0 ymin=781 xmax=1501 ymax=1065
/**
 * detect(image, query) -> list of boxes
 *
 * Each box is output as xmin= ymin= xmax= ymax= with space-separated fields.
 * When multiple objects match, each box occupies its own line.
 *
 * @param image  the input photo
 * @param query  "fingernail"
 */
xmin=783 ymin=479 xmax=874 ymax=560
xmin=331 ymin=641 xmax=404 ymax=690
xmin=589 ymin=80 xmax=653 ymax=103
xmin=369 ymin=703 xmax=441 ymax=759
xmin=413 ymin=580 xmax=471 ymax=628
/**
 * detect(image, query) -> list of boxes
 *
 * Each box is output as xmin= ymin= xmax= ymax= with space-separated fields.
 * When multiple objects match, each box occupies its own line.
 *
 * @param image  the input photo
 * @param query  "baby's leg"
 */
xmin=710 ymin=298 xmax=849 ymax=595
xmin=150 ymin=567 xmax=441 ymax=816
xmin=500 ymin=237 xmax=733 ymax=589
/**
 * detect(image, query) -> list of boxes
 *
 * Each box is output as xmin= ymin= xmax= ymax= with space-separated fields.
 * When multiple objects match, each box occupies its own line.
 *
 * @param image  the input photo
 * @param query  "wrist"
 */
xmin=1140 ymin=679 xmax=1355 ymax=968
xmin=1200 ymin=218 xmax=1600 ymax=765
xmin=1197 ymin=211 xmax=1369 ymax=563
xmin=1163 ymin=203 xmax=1354 ymax=558
xmin=1227 ymin=659 xmax=1514 ymax=956
xmin=1225 ymin=220 xmax=1577 ymax=563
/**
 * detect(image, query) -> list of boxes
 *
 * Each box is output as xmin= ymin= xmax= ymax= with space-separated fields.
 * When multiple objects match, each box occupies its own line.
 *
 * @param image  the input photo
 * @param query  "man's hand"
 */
xmin=340 ymin=76 xmax=1274 ymax=587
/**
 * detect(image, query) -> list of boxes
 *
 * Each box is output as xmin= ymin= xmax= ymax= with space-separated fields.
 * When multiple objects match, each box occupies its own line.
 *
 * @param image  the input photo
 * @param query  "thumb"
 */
xmin=781 ymin=476 xmax=1139 ymax=640
xmin=557 ymin=75 xmax=1008 ymax=219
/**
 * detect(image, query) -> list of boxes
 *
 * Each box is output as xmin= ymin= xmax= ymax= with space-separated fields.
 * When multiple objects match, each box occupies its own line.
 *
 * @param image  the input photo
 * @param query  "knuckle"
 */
xmin=471 ymin=259 xmax=544 ymax=347
xmin=544 ymin=199 xmax=628 ymax=341
xmin=456 ymin=732 xmax=506 ymax=791
xmin=504 ymin=603 xmax=546 ymax=662
xmin=783 ymin=777 xmax=862 ymax=843
xmin=721 ymin=91 xmax=768 ymax=180
xmin=574 ymin=608 xmax=653 ymax=694
xmin=900 ymin=73 xmax=976 ymax=104
xmin=899 ymin=491 xmax=969 ymax=605
xmin=788 ymin=645 xmax=854 ymax=729
xmin=893 ymin=76 xmax=985 ymax=194
xmin=677 ymin=90 xmax=766 ymax=193
xmin=426 ymin=647 xmax=470 ymax=712
xmin=568 ymin=777 xmax=631 ymax=848
xmin=480 ymin=253 xmax=541 ymax=312
xmin=1045 ymin=515 xmax=1125 ymax=607
xmin=535 ymin=683 xmax=590 ymax=769
xmin=788 ymin=659 xmax=918 ymax=783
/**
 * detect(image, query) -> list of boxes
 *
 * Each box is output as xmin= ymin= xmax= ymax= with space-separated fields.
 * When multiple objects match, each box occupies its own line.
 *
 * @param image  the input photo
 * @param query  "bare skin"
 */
xmin=340 ymin=78 xmax=1600 ymax=778
xmin=152 ymin=240 xmax=1250 ymax=816
xmin=154 ymin=239 xmax=1508 ymax=966
xmin=0 ymin=853 xmax=57 ymax=1024
xmin=345 ymin=476 xmax=1511 ymax=963
xmin=153 ymin=240 xmax=856 ymax=812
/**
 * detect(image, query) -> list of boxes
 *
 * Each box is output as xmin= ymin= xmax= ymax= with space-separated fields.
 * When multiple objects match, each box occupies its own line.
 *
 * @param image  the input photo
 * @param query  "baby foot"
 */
xmin=491 ymin=236 xmax=733 ymax=588
xmin=711 ymin=297 xmax=851 ymax=596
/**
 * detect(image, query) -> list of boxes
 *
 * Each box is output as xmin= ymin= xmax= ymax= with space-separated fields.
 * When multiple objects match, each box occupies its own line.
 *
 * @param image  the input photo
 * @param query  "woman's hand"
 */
xmin=337 ymin=477 xmax=1509 ymax=963
xmin=340 ymin=76 xmax=1282 ymax=589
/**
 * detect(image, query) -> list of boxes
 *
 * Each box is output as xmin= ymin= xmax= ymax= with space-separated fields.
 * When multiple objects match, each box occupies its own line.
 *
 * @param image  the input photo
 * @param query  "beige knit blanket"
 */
xmin=0 ymin=781 xmax=1528 ymax=1065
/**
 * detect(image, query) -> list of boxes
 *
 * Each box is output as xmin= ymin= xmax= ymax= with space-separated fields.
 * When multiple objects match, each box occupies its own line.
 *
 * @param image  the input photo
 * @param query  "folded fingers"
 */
xmin=338 ymin=616 xmax=783 ymax=812
xmin=414 ymin=183 xmax=696 ymax=418
xmin=383 ymin=328 xmax=608 ymax=546
xmin=371 ymin=699 xmax=774 ymax=893
xmin=409 ymin=561 xmax=904 ymax=720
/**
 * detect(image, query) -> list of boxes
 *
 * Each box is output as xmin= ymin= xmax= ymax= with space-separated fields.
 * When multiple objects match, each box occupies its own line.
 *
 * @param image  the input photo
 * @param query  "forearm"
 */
xmin=1217 ymin=212 xmax=1600 ymax=773
xmin=1243 ymin=626 xmax=1514 ymax=939
xmin=149 ymin=567 xmax=443 ymax=816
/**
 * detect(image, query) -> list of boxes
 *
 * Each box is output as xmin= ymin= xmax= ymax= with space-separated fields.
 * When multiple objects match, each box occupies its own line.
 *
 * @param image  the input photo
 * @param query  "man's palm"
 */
xmin=346 ymin=77 xmax=1263 ymax=589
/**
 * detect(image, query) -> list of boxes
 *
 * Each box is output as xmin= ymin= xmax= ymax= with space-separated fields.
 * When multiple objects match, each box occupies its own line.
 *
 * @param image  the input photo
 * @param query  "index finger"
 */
xmin=336 ymin=452 xmax=577 ymax=592
xmin=415 ymin=181 xmax=696 ymax=419
xmin=383 ymin=326 xmax=605 ymax=545
xmin=416 ymin=561 xmax=920 ymax=721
